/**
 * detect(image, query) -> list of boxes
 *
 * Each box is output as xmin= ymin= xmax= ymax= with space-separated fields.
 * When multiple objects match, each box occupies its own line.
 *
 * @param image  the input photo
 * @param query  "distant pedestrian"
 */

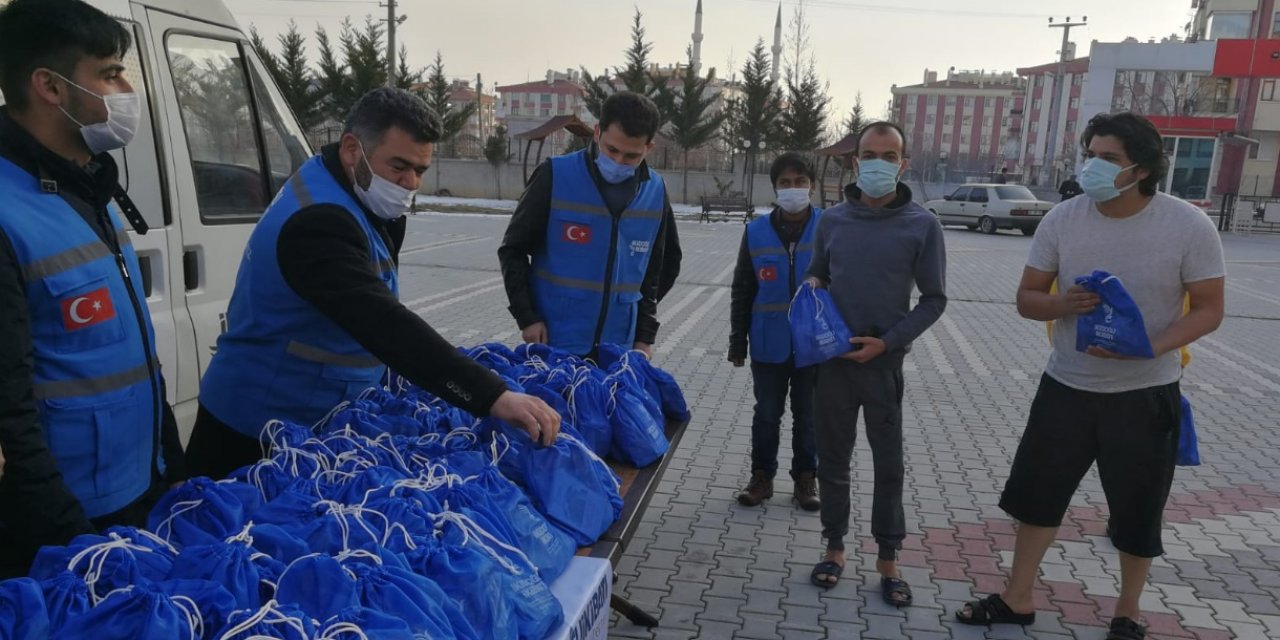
xmin=805 ymin=122 xmax=947 ymax=606
xmin=728 ymin=153 xmax=823 ymax=511
xmin=994 ymin=167 xmax=1010 ymax=184
xmin=955 ymin=113 xmax=1225 ymax=640
xmin=1059 ymin=174 xmax=1083 ymax=200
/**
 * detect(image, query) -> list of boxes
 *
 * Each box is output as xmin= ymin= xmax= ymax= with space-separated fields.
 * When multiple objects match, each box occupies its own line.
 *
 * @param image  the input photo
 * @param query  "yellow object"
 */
xmin=1045 ymin=280 xmax=1191 ymax=368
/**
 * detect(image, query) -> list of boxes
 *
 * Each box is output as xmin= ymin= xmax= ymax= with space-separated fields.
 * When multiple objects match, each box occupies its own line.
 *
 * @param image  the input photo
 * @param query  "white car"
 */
xmin=925 ymin=184 xmax=1054 ymax=236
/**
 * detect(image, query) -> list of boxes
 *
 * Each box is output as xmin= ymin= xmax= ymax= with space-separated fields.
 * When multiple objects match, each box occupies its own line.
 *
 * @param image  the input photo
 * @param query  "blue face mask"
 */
xmin=594 ymin=144 xmax=638 ymax=184
xmin=855 ymin=158 xmax=901 ymax=199
xmin=1079 ymin=157 xmax=1138 ymax=202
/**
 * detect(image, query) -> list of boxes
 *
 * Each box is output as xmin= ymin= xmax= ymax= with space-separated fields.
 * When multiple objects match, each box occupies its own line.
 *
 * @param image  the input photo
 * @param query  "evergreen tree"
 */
xmin=579 ymin=8 xmax=669 ymax=123
xmin=484 ymin=125 xmax=510 ymax=199
xmin=780 ymin=62 xmax=829 ymax=151
xmin=843 ymin=91 xmax=867 ymax=136
xmin=725 ymin=40 xmax=782 ymax=157
xmin=666 ymin=53 xmax=727 ymax=203
xmin=314 ymin=24 xmax=350 ymax=123
xmin=273 ymin=21 xmax=323 ymax=131
xmin=342 ymin=17 xmax=387 ymax=101
xmin=395 ymin=45 xmax=422 ymax=91
xmin=248 ymin=26 xmax=282 ymax=83
xmin=423 ymin=50 xmax=477 ymax=189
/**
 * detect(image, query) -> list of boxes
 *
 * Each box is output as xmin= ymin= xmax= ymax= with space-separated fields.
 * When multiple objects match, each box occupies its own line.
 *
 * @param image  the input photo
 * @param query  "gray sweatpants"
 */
xmin=815 ymin=359 xmax=906 ymax=559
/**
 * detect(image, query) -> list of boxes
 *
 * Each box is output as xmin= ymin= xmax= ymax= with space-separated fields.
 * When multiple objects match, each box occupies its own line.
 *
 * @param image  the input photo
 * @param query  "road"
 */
xmin=400 ymin=211 xmax=1280 ymax=640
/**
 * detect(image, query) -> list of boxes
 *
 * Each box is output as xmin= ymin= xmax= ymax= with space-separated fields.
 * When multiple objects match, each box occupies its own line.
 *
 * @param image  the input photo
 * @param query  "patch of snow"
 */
xmin=415 ymin=195 xmax=518 ymax=211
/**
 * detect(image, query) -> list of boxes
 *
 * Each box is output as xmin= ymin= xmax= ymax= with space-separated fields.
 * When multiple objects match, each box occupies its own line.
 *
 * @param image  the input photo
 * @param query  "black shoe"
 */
xmin=1106 ymin=617 xmax=1146 ymax=640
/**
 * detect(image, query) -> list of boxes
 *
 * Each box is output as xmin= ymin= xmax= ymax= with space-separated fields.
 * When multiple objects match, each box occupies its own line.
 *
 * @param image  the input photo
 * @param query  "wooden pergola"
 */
xmin=514 ymin=115 xmax=594 ymax=185
xmin=815 ymin=134 xmax=859 ymax=207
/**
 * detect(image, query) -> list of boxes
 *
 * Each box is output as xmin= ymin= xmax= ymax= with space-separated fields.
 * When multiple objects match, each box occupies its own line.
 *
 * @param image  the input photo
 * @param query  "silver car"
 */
xmin=925 ymin=184 xmax=1054 ymax=235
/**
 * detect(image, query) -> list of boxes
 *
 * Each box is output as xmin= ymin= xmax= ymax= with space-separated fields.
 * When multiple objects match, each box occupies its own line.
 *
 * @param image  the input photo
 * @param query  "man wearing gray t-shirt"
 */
xmin=956 ymin=113 xmax=1225 ymax=640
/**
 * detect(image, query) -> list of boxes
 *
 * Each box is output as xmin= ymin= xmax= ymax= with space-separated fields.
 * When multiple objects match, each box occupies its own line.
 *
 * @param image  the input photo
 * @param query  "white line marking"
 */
xmin=400 ymin=276 xmax=502 ymax=309
xmin=656 ymin=288 xmax=729 ymax=355
xmin=938 ymin=315 xmax=991 ymax=377
xmin=410 ymin=283 xmax=505 ymax=315
xmin=400 ymin=236 xmax=489 ymax=256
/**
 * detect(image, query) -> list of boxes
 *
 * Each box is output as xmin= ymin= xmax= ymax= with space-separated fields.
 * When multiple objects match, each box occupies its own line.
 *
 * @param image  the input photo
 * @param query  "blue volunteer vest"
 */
xmin=746 ymin=207 xmax=821 ymax=364
xmin=0 ymin=157 xmax=163 ymax=518
xmin=530 ymin=150 xmax=666 ymax=356
xmin=199 ymin=156 xmax=399 ymax=437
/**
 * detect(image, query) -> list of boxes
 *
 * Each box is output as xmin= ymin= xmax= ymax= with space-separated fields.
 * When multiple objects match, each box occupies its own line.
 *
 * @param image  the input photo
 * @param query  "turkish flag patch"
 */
xmin=562 ymin=223 xmax=592 ymax=244
xmin=61 ymin=287 xmax=116 ymax=331
xmin=758 ymin=265 xmax=778 ymax=282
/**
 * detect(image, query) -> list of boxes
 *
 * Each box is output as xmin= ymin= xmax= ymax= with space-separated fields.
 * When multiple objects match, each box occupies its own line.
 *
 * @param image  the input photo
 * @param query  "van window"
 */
xmin=246 ymin=53 xmax=310 ymax=196
xmin=166 ymin=34 xmax=269 ymax=221
xmin=115 ymin=23 xmax=169 ymax=228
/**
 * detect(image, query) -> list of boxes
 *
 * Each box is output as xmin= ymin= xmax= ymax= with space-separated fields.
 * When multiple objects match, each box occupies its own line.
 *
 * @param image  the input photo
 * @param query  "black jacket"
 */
xmin=0 ymin=110 xmax=186 ymax=577
xmin=497 ymin=147 xmax=682 ymax=346
xmin=728 ymin=207 xmax=813 ymax=362
xmin=273 ymin=144 xmax=508 ymax=416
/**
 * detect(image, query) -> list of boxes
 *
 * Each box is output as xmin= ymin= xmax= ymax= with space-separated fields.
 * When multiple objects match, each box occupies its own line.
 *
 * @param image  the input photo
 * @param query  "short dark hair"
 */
xmin=1080 ymin=112 xmax=1168 ymax=197
xmin=770 ymin=153 xmax=816 ymax=186
xmin=0 ymin=0 xmax=133 ymax=111
xmin=344 ymin=87 xmax=442 ymax=147
xmin=599 ymin=91 xmax=661 ymax=142
xmin=856 ymin=121 xmax=908 ymax=154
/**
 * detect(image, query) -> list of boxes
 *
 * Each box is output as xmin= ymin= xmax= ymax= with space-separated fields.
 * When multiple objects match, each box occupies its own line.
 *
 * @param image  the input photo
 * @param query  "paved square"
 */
xmin=400 ymin=210 xmax=1280 ymax=640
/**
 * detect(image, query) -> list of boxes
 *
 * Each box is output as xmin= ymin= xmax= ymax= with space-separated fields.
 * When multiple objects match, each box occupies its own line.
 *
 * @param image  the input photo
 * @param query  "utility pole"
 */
xmin=382 ymin=0 xmax=407 ymax=87
xmin=1041 ymin=16 xmax=1086 ymax=187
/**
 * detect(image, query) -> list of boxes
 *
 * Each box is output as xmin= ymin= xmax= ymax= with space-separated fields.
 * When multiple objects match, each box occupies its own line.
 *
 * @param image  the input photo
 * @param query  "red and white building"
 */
xmin=890 ymin=69 xmax=1026 ymax=181
xmin=1015 ymin=56 xmax=1090 ymax=185
xmin=496 ymin=70 xmax=593 ymax=155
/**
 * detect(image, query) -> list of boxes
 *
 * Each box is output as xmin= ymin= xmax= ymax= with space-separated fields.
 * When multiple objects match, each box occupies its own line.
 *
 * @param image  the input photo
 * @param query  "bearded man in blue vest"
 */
xmin=499 ymin=92 xmax=681 ymax=360
xmin=728 ymin=153 xmax=822 ymax=511
xmin=0 ymin=0 xmax=187 ymax=577
xmin=188 ymin=88 xmax=561 ymax=480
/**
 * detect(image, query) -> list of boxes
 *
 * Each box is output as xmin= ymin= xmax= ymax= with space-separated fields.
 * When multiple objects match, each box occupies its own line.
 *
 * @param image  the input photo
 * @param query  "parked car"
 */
xmin=925 ymin=184 xmax=1054 ymax=235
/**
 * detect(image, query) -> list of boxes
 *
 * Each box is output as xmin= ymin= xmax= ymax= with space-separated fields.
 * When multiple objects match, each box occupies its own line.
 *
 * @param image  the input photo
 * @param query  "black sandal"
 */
xmin=955 ymin=594 xmax=1036 ymax=626
xmin=881 ymin=576 xmax=913 ymax=607
xmin=1107 ymin=617 xmax=1146 ymax=640
xmin=810 ymin=560 xmax=843 ymax=589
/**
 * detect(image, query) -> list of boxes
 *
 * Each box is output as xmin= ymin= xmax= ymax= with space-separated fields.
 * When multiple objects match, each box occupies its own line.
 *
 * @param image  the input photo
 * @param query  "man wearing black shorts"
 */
xmin=955 ymin=113 xmax=1225 ymax=639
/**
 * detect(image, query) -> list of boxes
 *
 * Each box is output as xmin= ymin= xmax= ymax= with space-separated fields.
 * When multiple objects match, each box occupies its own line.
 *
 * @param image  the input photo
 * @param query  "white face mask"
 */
xmin=775 ymin=188 xmax=812 ymax=214
xmin=354 ymin=142 xmax=415 ymax=220
xmin=55 ymin=72 xmax=140 ymax=155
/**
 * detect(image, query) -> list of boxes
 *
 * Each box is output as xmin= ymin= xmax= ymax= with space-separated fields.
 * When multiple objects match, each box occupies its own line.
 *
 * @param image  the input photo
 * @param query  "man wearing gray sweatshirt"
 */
xmin=805 ymin=122 xmax=947 ymax=606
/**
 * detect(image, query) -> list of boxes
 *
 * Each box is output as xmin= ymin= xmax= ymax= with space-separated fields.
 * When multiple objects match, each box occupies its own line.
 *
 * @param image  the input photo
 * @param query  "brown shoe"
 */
xmin=736 ymin=471 xmax=774 ymax=506
xmin=794 ymin=471 xmax=821 ymax=511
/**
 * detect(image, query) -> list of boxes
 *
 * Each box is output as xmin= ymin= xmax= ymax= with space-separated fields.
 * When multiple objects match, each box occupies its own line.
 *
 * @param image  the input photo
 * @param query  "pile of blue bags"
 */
xmin=0 ymin=343 xmax=688 ymax=639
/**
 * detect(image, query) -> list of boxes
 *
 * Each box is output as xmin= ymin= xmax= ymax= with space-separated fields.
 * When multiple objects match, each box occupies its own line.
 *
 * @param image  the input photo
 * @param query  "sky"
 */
xmin=227 ymin=0 xmax=1196 ymax=126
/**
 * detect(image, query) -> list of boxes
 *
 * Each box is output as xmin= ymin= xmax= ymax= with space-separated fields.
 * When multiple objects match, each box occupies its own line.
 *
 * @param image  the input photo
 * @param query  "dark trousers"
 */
xmin=815 ymin=359 xmax=906 ymax=558
xmin=185 ymin=404 xmax=268 ymax=481
xmin=749 ymin=360 xmax=817 ymax=479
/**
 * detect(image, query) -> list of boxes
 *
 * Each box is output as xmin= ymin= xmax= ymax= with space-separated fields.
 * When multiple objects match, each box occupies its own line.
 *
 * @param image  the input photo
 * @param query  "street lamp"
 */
xmin=742 ymin=139 xmax=767 ymax=208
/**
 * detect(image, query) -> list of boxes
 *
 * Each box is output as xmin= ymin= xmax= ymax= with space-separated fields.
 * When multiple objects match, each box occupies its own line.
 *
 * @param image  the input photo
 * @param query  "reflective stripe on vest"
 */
xmin=199 ymin=156 xmax=398 ymax=437
xmin=530 ymin=150 xmax=666 ymax=355
xmin=746 ymin=208 xmax=822 ymax=364
xmin=0 ymin=156 xmax=162 ymax=518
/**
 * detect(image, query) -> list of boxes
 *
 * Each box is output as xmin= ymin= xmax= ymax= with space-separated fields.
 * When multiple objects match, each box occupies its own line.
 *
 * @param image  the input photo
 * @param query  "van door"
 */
xmin=144 ymin=8 xmax=311 ymax=416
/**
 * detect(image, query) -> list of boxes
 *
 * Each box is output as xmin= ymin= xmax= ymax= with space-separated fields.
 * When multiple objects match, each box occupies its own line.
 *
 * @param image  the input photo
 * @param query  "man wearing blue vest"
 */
xmin=499 ymin=91 xmax=681 ymax=360
xmin=188 ymin=88 xmax=560 ymax=480
xmin=728 ymin=153 xmax=822 ymax=511
xmin=0 ymin=0 xmax=186 ymax=577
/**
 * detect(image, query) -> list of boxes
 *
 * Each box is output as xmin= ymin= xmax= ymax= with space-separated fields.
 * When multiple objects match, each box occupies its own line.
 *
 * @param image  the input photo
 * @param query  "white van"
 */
xmin=1 ymin=0 xmax=312 ymax=437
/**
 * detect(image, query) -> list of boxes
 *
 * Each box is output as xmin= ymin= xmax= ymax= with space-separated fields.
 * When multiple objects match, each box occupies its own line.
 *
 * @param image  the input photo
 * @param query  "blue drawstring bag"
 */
xmin=56 ymin=583 xmax=201 ymax=639
xmin=302 ymin=506 xmax=388 ymax=557
xmin=0 ymin=578 xmax=49 ymax=640
xmin=520 ymin=432 xmax=622 ymax=545
xmin=274 ymin=554 xmax=359 ymax=622
xmin=153 ymin=579 xmax=239 ymax=636
xmin=1177 ymin=394 xmax=1201 ymax=466
xmin=229 ymin=458 xmax=299 ymax=503
xmin=347 ymin=560 xmax=474 ymax=640
xmin=147 ymin=477 xmax=261 ymax=548
xmin=167 ymin=541 xmax=262 ymax=610
xmin=449 ymin=467 xmax=575 ymax=583
xmin=215 ymin=600 xmax=317 ymax=640
xmin=250 ymin=479 xmax=325 ymax=534
xmin=32 ymin=533 xmax=174 ymax=604
xmin=410 ymin=541 xmax=519 ymax=640
xmin=315 ymin=607 xmax=415 ymax=640
xmin=646 ymin=362 xmax=690 ymax=422
xmin=246 ymin=523 xmax=312 ymax=567
xmin=1073 ymin=270 xmax=1155 ymax=358
xmin=789 ymin=281 xmax=854 ymax=367
xmin=608 ymin=380 xmax=669 ymax=467
xmin=40 ymin=571 xmax=90 ymax=634
xmin=606 ymin=351 xmax=665 ymax=427
xmin=565 ymin=368 xmax=613 ymax=456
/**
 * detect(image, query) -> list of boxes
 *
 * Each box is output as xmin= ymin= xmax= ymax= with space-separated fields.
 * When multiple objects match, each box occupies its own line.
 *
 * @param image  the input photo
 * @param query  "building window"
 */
xmin=965 ymin=97 xmax=974 ymax=107
xmin=944 ymin=115 xmax=954 ymax=125
xmin=1032 ymin=122 xmax=1040 ymax=133
xmin=943 ymin=133 xmax=952 ymax=144
xmin=1033 ymin=98 xmax=1042 ymax=110
xmin=1208 ymin=11 xmax=1252 ymax=40
xmin=928 ymin=95 xmax=937 ymax=107
xmin=946 ymin=96 xmax=957 ymax=106
xmin=961 ymin=134 xmax=970 ymax=145
xmin=1070 ymin=97 xmax=1080 ymax=109
xmin=963 ymin=115 xmax=973 ymax=126
xmin=1274 ymin=12 xmax=1280 ymax=36
xmin=1264 ymin=79 xmax=1279 ymax=102
xmin=926 ymin=113 xmax=936 ymax=125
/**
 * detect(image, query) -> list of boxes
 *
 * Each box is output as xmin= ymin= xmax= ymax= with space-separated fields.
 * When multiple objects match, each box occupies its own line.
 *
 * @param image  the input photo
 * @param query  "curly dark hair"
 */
xmin=344 ymin=87 xmax=443 ymax=147
xmin=0 ymin=0 xmax=132 ymax=110
xmin=1081 ymin=112 xmax=1168 ymax=197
